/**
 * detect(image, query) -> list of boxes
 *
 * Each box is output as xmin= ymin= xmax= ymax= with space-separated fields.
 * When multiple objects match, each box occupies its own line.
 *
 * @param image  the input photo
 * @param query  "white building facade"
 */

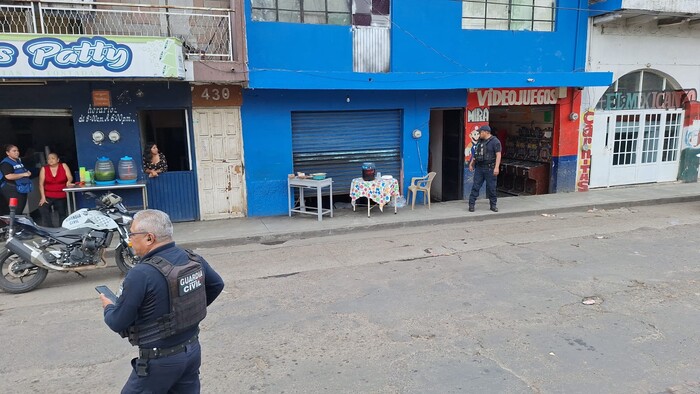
xmin=577 ymin=1 xmax=700 ymax=190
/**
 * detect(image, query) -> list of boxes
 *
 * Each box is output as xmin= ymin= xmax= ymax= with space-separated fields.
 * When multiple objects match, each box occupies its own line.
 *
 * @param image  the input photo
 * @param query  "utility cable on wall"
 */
xmin=415 ymin=138 xmax=426 ymax=176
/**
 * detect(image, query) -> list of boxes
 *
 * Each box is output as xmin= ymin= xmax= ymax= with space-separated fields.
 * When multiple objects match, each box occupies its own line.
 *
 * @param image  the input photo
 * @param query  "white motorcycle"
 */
xmin=0 ymin=193 xmax=139 ymax=294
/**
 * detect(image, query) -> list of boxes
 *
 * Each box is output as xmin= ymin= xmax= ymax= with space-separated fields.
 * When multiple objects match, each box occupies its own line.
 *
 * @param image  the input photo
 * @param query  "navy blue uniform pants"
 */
xmin=121 ymin=341 xmax=201 ymax=394
xmin=469 ymin=163 xmax=498 ymax=208
xmin=39 ymin=197 xmax=67 ymax=227
xmin=1 ymin=184 xmax=27 ymax=215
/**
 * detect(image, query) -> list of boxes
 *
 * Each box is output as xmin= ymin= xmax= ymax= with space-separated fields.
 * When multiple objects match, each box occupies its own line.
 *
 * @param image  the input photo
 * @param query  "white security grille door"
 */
xmin=641 ymin=114 xmax=660 ymax=164
xmin=662 ymin=113 xmax=682 ymax=162
xmin=591 ymin=109 xmax=683 ymax=187
xmin=612 ymin=114 xmax=639 ymax=166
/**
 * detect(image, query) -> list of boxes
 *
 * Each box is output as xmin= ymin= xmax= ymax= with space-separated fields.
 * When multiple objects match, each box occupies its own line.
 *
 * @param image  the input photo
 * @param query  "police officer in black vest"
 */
xmin=100 ymin=209 xmax=224 ymax=393
xmin=468 ymin=125 xmax=502 ymax=212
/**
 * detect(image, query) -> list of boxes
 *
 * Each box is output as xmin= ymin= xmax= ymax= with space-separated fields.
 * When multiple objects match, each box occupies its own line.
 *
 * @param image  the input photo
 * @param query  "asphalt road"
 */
xmin=2 ymin=202 xmax=700 ymax=393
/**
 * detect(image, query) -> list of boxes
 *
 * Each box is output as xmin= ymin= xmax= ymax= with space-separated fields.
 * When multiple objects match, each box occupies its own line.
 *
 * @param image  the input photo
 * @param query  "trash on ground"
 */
xmin=582 ymin=296 xmax=603 ymax=305
xmin=541 ymin=213 xmax=556 ymax=217
xmin=389 ymin=195 xmax=407 ymax=208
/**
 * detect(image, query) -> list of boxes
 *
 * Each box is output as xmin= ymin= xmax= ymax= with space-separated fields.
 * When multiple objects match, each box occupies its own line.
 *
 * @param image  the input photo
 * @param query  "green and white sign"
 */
xmin=0 ymin=34 xmax=185 ymax=79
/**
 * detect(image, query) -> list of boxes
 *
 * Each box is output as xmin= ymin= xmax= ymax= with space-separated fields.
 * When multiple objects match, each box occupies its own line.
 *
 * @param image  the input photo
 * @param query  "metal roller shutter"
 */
xmin=292 ymin=110 xmax=402 ymax=194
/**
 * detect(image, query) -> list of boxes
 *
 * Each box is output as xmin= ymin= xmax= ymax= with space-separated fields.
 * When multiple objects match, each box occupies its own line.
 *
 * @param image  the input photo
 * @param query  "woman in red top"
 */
xmin=39 ymin=153 xmax=73 ymax=227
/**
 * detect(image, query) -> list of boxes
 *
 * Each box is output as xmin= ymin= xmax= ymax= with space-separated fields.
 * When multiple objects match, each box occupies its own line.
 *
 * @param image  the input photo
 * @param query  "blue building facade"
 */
xmin=0 ymin=2 xmax=248 ymax=222
xmin=0 ymin=81 xmax=200 ymax=221
xmin=241 ymin=0 xmax=612 ymax=216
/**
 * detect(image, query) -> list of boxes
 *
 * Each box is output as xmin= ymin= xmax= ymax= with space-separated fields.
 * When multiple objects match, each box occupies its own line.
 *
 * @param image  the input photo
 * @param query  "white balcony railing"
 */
xmin=0 ymin=1 xmax=234 ymax=61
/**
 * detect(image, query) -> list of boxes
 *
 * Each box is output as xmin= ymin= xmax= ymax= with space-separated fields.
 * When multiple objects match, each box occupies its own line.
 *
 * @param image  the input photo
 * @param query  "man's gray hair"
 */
xmin=133 ymin=209 xmax=173 ymax=240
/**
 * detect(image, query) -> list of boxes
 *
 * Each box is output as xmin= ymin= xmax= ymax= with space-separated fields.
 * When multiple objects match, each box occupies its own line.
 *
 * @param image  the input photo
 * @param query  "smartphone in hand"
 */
xmin=95 ymin=285 xmax=118 ymax=303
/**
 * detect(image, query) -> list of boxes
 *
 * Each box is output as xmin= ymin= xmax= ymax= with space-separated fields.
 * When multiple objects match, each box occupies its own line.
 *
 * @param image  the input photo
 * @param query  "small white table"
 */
xmin=287 ymin=177 xmax=333 ymax=221
xmin=63 ymin=181 xmax=148 ymax=213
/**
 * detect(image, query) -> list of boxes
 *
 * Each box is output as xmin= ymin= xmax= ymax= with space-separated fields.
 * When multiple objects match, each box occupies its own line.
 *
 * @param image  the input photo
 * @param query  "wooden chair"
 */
xmin=408 ymin=172 xmax=436 ymax=210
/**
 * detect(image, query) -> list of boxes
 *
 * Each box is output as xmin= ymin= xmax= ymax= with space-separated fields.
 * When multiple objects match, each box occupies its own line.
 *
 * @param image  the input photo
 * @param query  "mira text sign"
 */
xmin=0 ymin=34 xmax=184 ymax=79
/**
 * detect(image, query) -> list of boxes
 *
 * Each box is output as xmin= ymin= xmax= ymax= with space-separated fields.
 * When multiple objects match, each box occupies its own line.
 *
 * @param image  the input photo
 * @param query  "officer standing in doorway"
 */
xmin=99 ymin=209 xmax=225 ymax=393
xmin=468 ymin=125 xmax=502 ymax=212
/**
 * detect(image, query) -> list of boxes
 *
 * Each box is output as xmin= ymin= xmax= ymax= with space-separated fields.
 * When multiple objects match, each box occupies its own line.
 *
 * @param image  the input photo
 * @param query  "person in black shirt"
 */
xmin=0 ymin=144 xmax=33 ymax=214
xmin=143 ymin=142 xmax=168 ymax=178
xmin=100 ymin=209 xmax=224 ymax=393
xmin=468 ymin=125 xmax=502 ymax=212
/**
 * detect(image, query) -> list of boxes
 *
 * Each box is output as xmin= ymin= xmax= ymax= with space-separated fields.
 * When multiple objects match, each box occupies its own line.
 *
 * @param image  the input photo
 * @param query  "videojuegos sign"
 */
xmin=476 ymin=88 xmax=559 ymax=107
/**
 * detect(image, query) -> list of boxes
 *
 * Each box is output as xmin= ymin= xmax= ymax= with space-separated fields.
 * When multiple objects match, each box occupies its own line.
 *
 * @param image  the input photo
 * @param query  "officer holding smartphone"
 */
xmin=98 ymin=209 xmax=224 ymax=393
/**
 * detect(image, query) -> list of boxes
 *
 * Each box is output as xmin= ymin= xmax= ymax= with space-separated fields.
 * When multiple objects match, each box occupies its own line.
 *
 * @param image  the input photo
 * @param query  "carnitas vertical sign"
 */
xmin=576 ymin=110 xmax=594 ymax=191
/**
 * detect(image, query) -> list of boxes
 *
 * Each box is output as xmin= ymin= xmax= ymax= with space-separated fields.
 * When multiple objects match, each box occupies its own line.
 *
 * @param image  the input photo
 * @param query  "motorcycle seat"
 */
xmin=13 ymin=216 xmax=62 ymax=234
xmin=36 ymin=225 xmax=65 ymax=234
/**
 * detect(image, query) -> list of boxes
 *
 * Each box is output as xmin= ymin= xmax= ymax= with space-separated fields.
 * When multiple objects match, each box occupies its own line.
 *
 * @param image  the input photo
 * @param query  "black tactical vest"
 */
xmin=474 ymin=137 xmax=496 ymax=164
xmin=126 ymin=250 xmax=207 ymax=346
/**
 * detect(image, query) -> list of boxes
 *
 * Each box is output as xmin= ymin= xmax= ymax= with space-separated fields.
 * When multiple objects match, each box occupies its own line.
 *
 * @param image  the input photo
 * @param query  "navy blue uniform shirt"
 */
xmin=103 ymin=242 xmax=224 ymax=348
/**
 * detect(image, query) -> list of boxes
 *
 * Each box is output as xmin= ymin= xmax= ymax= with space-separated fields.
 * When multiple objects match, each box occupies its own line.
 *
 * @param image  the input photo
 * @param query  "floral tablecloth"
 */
xmin=350 ymin=177 xmax=400 ymax=210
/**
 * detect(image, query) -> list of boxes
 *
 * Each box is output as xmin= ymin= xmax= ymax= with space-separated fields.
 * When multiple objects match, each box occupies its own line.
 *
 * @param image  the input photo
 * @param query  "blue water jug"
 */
xmin=117 ymin=156 xmax=137 ymax=184
xmin=94 ymin=157 xmax=116 ymax=185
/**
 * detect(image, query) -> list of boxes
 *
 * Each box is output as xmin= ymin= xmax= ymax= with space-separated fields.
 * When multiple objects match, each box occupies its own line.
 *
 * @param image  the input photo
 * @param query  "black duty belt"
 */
xmin=138 ymin=332 xmax=199 ymax=360
xmin=475 ymin=161 xmax=495 ymax=166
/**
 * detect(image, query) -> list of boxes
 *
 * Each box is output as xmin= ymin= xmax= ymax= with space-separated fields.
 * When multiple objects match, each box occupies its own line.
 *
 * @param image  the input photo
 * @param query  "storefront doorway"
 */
xmin=0 ymin=111 xmax=77 ymax=215
xmin=466 ymin=88 xmax=562 ymax=196
xmin=192 ymin=107 xmax=245 ymax=220
xmin=429 ymin=109 xmax=464 ymax=201
xmin=589 ymin=70 xmax=685 ymax=188
xmin=489 ymin=105 xmax=553 ymax=195
xmin=590 ymin=110 xmax=683 ymax=187
xmin=0 ymin=112 xmax=77 ymax=169
xmin=139 ymin=109 xmax=200 ymax=221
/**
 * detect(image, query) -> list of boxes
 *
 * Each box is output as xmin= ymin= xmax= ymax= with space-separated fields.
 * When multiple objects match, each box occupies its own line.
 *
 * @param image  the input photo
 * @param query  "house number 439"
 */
xmin=200 ymin=87 xmax=230 ymax=101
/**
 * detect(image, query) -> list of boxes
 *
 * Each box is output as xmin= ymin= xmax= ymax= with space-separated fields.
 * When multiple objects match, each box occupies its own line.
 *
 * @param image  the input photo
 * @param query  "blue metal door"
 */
xmin=146 ymin=171 xmax=199 ymax=222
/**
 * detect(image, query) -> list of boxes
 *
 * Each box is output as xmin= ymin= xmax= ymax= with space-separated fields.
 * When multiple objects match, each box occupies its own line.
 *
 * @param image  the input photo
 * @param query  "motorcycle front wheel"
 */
xmin=0 ymin=249 xmax=48 ymax=294
xmin=115 ymin=244 xmax=139 ymax=274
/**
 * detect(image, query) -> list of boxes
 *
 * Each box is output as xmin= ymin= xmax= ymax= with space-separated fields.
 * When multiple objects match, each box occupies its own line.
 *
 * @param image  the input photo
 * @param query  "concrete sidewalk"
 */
xmin=173 ymin=181 xmax=700 ymax=249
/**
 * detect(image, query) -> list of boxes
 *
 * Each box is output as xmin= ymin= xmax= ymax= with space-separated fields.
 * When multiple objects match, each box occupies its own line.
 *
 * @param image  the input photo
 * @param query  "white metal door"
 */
xmin=589 ymin=112 xmax=612 ymax=188
xmin=657 ymin=111 xmax=684 ymax=181
xmin=590 ymin=110 xmax=683 ymax=188
xmin=193 ymin=108 xmax=245 ymax=220
xmin=608 ymin=112 xmax=641 ymax=186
